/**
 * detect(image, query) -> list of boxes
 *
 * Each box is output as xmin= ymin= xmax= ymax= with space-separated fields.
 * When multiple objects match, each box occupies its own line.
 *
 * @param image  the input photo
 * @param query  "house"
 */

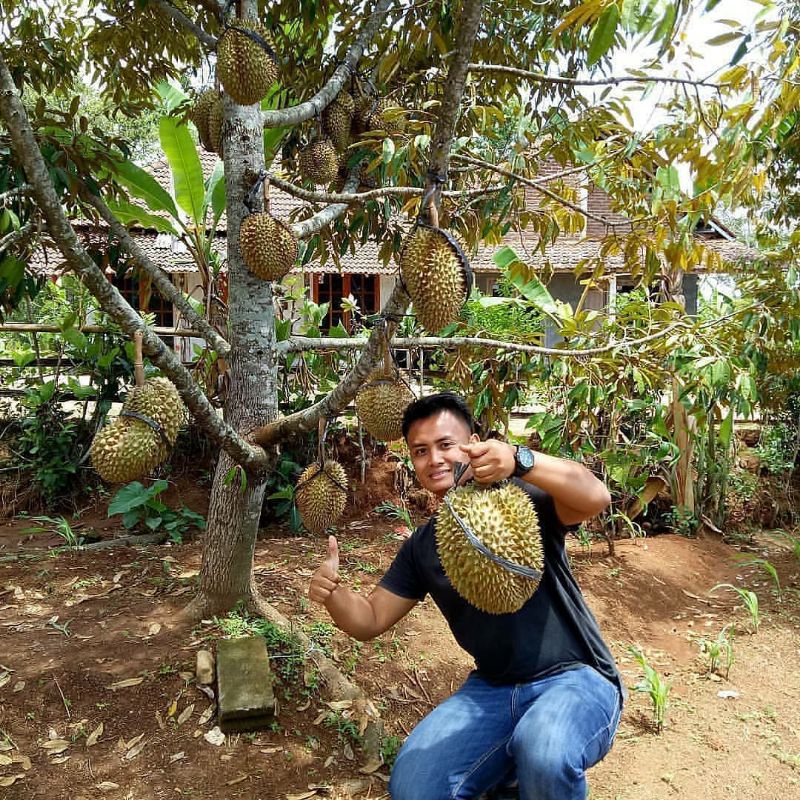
xmin=27 ymin=152 xmax=757 ymax=354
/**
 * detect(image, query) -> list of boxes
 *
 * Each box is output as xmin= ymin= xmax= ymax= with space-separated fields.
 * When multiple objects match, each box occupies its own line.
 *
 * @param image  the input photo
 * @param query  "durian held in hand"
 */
xmin=240 ymin=173 xmax=298 ymax=282
xmin=399 ymin=188 xmax=472 ymax=333
xmin=436 ymin=459 xmax=544 ymax=615
xmin=91 ymin=333 xmax=185 ymax=484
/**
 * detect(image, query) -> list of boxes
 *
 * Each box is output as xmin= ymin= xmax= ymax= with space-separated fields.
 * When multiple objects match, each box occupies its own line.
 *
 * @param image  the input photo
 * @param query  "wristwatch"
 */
xmin=513 ymin=445 xmax=535 ymax=478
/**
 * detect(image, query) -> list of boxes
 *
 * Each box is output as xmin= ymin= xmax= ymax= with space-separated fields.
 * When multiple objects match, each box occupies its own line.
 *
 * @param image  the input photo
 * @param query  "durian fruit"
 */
xmin=298 ymin=138 xmax=339 ymax=185
xmin=436 ymin=482 xmax=544 ymax=614
xmin=366 ymin=98 xmax=406 ymax=134
xmin=355 ymin=376 xmax=414 ymax=442
xmin=216 ymin=22 xmax=279 ymax=106
xmin=399 ymin=225 xmax=469 ymax=332
xmin=322 ymin=91 xmax=355 ymax=151
xmin=123 ymin=377 xmax=185 ymax=461
xmin=295 ymin=460 xmax=348 ymax=534
xmin=352 ymin=92 xmax=375 ymax=135
xmin=240 ymin=212 xmax=298 ymax=281
xmin=207 ymin=93 xmax=225 ymax=156
xmin=90 ymin=416 xmax=162 ymax=484
xmin=191 ymin=89 xmax=219 ymax=152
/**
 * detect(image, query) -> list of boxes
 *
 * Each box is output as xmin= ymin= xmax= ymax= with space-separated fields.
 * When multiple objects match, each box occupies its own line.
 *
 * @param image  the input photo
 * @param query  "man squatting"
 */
xmin=309 ymin=392 xmax=623 ymax=800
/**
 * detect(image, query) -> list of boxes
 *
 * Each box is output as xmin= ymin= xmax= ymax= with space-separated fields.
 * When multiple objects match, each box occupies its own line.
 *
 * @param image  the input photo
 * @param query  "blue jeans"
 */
xmin=389 ymin=665 xmax=622 ymax=800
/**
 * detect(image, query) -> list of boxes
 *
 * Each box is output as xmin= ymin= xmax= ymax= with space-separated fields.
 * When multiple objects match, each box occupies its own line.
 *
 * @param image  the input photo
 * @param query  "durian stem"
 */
xmin=381 ymin=332 xmax=392 ymax=379
xmin=428 ymin=202 xmax=439 ymax=228
xmin=133 ymin=331 xmax=145 ymax=387
xmin=263 ymin=176 xmax=270 ymax=214
xmin=317 ymin=416 xmax=327 ymax=465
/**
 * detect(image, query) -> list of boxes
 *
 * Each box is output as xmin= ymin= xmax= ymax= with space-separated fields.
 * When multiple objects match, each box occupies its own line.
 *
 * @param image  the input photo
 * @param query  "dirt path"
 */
xmin=0 ymin=519 xmax=798 ymax=799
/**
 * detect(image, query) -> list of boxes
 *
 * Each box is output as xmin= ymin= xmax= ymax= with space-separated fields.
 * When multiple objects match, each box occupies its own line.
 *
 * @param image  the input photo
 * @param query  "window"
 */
xmin=312 ymin=273 xmax=379 ymax=331
xmin=112 ymin=270 xmax=175 ymax=346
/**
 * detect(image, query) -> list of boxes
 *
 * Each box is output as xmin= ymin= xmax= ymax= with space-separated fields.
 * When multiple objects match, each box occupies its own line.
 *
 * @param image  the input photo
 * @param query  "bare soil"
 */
xmin=1 ymin=481 xmax=799 ymax=800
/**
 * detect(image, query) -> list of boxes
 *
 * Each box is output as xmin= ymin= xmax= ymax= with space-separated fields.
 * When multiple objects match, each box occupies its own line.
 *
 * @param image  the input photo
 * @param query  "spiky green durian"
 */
xmin=435 ymin=482 xmax=544 ymax=614
xmin=90 ymin=416 xmax=162 ymax=484
xmin=191 ymin=89 xmax=219 ymax=152
xmin=239 ymin=212 xmax=298 ymax=281
xmin=123 ymin=377 xmax=185 ymax=460
xmin=399 ymin=225 xmax=468 ymax=332
xmin=322 ymin=91 xmax=355 ymax=151
xmin=355 ymin=377 xmax=415 ymax=442
xmin=216 ymin=22 xmax=279 ymax=106
xmin=295 ymin=460 xmax=348 ymax=534
xmin=298 ymin=138 xmax=339 ymax=185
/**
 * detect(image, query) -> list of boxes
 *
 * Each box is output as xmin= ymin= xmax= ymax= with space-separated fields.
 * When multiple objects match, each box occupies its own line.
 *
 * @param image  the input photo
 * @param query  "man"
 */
xmin=309 ymin=393 xmax=622 ymax=800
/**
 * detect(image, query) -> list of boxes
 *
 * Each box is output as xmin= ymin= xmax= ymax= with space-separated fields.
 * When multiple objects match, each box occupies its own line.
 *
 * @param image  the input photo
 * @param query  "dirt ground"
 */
xmin=1 ymin=486 xmax=799 ymax=799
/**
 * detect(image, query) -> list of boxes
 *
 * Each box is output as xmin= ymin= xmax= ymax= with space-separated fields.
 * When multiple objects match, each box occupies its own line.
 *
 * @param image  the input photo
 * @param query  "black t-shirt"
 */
xmin=379 ymin=480 xmax=622 ymax=692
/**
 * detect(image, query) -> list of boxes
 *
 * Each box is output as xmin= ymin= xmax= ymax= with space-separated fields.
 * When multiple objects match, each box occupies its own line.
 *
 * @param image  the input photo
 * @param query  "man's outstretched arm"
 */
xmin=309 ymin=535 xmax=418 ymax=640
xmin=459 ymin=441 xmax=611 ymax=526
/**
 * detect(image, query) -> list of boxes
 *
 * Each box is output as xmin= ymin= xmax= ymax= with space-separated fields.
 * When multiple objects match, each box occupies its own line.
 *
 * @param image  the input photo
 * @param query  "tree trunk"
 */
xmin=186 ymin=21 xmax=278 ymax=618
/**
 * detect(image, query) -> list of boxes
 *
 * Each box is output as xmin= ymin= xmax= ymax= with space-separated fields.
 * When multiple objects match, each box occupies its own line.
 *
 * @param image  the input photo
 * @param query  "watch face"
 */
xmin=517 ymin=446 xmax=535 ymax=470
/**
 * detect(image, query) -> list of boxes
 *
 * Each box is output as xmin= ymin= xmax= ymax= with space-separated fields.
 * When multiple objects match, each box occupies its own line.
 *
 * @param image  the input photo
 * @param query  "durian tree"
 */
xmin=2 ymin=0 xmax=799 ymax=626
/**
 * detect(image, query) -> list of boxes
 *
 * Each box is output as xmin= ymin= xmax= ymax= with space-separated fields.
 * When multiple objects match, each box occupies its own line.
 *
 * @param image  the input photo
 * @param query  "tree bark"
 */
xmin=186 ymin=24 xmax=279 ymax=617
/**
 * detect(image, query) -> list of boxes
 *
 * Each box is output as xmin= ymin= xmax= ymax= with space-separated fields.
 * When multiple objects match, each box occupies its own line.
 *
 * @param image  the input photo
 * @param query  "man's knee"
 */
xmin=389 ymin=743 xmax=450 ymax=800
xmin=510 ymin=736 xmax=581 ymax=788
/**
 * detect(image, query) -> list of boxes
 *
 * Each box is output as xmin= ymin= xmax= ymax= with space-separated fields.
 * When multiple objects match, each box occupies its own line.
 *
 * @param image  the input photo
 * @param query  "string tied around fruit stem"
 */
xmin=244 ymin=169 xmax=269 ymax=215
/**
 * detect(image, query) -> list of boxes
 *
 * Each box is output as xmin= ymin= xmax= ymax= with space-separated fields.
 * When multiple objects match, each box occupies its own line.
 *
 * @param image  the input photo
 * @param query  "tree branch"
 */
xmin=150 ymin=0 xmax=218 ymax=49
xmin=0 ymin=53 xmax=266 ymax=470
xmin=276 ymin=322 xmax=689 ymax=358
xmin=0 ymin=222 xmax=35 ymax=255
xmin=289 ymin=170 xmax=361 ymax=239
xmin=425 ymin=0 xmax=484 ymax=210
xmin=450 ymin=153 xmax=635 ymax=229
xmin=83 ymin=191 xmax=231 ymax=356
xmin=467 ymin=63 xmax=726 ymax=90
xmin=253 ymin=0 xmax=486 ymax=446
xmin=0 ymin=185 xmax=31 ymax=204
xmin=261 ymin=0 xmax=392 ymax=128
xmin=268 ymin=172 xmax=505 ymax=206
xmin=252 ymin=281 xmax=410 ymax=447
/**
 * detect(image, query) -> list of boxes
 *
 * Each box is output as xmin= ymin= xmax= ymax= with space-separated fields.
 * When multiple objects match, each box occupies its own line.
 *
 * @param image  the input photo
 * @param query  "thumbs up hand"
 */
xmin=309 ymin=535 xmax=341 ymax=605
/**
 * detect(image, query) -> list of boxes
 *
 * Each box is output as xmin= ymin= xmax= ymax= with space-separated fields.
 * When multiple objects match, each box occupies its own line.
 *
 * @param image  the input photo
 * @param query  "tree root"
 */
xmin=0 ymin=531 xmax=167 ymax=563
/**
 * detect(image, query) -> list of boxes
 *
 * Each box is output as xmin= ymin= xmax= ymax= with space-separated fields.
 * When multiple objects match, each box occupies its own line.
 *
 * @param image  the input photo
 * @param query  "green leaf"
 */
xmin=109 ymin=159 xmax=179 ymax=218
xmin=155 ymin=80 xmax=189 ymax=112
xmin=588 ymin=4 xmax=620 ymax=67
xmin=382 ymin=137 xmax=395 ymax=165
xmin=719 ymin=411 xmax=733 ymax=449
xmin=159 ymin=116 xmax=206 ymax=226
xmin=706 ymin=31 xmax=742 ymax=46
xmin=107 ymin=199 xmax=181 ymax=235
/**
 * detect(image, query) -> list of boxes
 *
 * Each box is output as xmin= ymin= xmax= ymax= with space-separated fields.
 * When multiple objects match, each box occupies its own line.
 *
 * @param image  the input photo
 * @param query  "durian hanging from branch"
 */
xmin=436 ymin=463 xmax=544 ymax=615
xmin=297 ymin=116 xmax=339 ymax=186
xmin=399 ymin=183 xmax=473 ymax=332
xmin=352 ymin=74 xmax=407 ymax=136
xmin=295 ymin=418 xmax=348 ymax=535
xmin=216 ymin=18 xmax=280 ymax=106
xmin=90 ymin=332 xmax=186 ymax=484
xmin=191 ymin=87 xmax=222 ymax=154
xmin=355 ymin=327 xmax=415 ymax=442
xmin=240 ymin=171 xmax=298 ymax=281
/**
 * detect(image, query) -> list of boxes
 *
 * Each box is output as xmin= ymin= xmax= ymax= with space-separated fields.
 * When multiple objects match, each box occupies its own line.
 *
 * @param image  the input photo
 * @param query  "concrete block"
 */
xmin=217 ymin=636 xmax=275 ymax=733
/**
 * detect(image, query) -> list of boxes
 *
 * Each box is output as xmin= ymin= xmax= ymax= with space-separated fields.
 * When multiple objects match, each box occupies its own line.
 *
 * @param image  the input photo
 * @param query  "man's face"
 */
xmin=406 ymin=410 xmax=477 ymax=497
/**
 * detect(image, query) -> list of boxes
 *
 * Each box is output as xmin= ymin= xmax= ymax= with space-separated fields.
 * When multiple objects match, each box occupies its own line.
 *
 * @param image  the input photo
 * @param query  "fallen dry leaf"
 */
xmin=226 ymin=775 xmax=247 ymax=786
xmin=40 ymin=739 xmax=70 ymax=754
xmin=124 ymin=734 xmax=144 ymax=750
xmin=326 ymin=700 xmax=353 ymax=711
xmin=285 ymin=792 xmax=318 ymax=800
xmin=125 ymin=738 xmax=147 ymax=760
xmin=177 ymin=704 xmax=194 ymax=726
xmin=0 ymin=742 xmax=13 ymax=752
xmin=12 ymin=680 xmax=24 ymax=692
xmin=203 ymin=726 xmax=225 ymax=746
xmin=96 ymin=781 xmax=120 ymax=792
xmin=147 ymin=623 xmax=162 ymax=636
xmin=360 ymin=756 xmax=383 ymax=774
xmin=155 ymin=710 xmax=165 ymax=730
xmin=167 ymin=698 xmax=178 ymax=717
xmin=86 ymin=722 xmax=104 ymax=747
xmin=0 ymin=754 xmax=12 ymax=766
xmin=198 ymin=704 xmax=215 ymax=725
xmin=0 ymin=774 xmax=24 ymax=787
xmin=50 ymin=755 xmax=71 ymax=765
xmin=169 ymin=751 xmax=185 ymax=763
xmin=107 ymin=677 xmax=144 ymax=690
xmin=11 ymin=754 xmax=31 ymax=771
xmin=0 ymin=672 xmax=10 ymax=688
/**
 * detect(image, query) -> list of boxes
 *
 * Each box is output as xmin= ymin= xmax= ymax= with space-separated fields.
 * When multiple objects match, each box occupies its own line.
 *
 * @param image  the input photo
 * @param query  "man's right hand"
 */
xmin=309 ymin=534 xmax=340 ymax=605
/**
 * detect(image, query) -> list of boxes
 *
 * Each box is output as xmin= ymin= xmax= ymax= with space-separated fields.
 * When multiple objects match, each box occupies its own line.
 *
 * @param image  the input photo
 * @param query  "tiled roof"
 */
xmin=24 ymin=151 xmax=760 ymax=279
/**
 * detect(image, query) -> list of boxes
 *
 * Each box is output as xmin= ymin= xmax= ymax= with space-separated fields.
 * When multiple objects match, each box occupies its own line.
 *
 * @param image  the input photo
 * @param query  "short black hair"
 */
xmin=402 ymin=392 xmax=476 ymax=440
